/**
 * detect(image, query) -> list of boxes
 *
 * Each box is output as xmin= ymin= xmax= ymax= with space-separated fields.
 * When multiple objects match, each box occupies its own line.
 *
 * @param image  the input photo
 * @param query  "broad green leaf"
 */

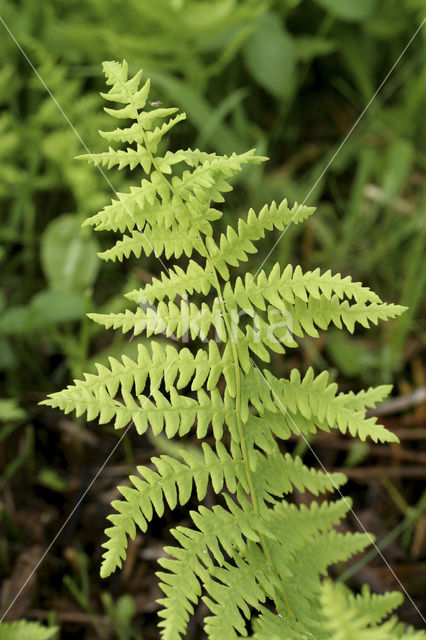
xmin=41 ymin=214 xmax=100 ymax=293
xmin=312 ymin=0 xmax=376 ymax=22
xmin=243 ymin=12 xmax=295 ymax=99
xmin=0 ymin=290 xmax=85 ymax=335
xmin=294 ymin=36 xmax=337 ymax=61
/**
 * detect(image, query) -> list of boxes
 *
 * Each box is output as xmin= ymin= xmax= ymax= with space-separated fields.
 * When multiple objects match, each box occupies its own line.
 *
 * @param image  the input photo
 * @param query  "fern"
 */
xmin=317 ymin=581 xmax=426 ymax=640
xmin=0 ymin=621 xmax=57 ymax=640
xmin=42 ymin=61 xmax=423 ymax=639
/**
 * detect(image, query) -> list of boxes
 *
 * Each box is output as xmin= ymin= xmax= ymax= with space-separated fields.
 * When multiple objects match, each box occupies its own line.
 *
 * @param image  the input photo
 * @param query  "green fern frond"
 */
xmin=203 ymin=552 xmax=271 ymax=640
xmin=320 ymin=580 xmax=401 ymax=640
xmin=97 ymin=221 xmax=206 ymax=261
xmin=126 ymin=260 xmax=213 ymax=304
xmin=82 ymin=183 xmax=161 ymax=232
xmin=252 ymin=607 xmax=315 ymax=640
xmin=170 ymin=150 xmax=264 ymax=203
xmin=222 ymin=264 xmax=382 ymax=314
xmin=348 ymin=584 xmax=404 ymax=626
xmin=260 ymin=367 xmax=398 ymax=443
xmin=78 ymin=146 xmax=217 ymax=173
xmin=214 ymin=296 xmax=404 ymax=370
xmin=252 ymin=500 xmax=356 ymax=590
xmin=42 ymin=341 xmax=234 ymax=406
xmin=157 ymin=497 xmax=270 ymax=640
xmin=270 ymin=499 xmax=352 ymax=547
xmin=0 ymin=621 xmax=57 ymax=640
xmin=252 ymin=448 xmax=347 ymax=499
xmin=44 ymin=382 xmax=235 ymax=439
xmin=287 ymin=296 xmax=406 ymax=336
xmin=206 ymin=199 xmax=315 ymax=279
xmin=239 ymin=366 xmax=397 ymax=444
xmin=283 ymin=530 xmax=371 ymax=625
xmin=86 ymin=298 xmax=227 ymax=345
xmin=241 ymin=297 xmax=405 ymax=358
xmin=44 ymin=60 xmax=411 ymax=639
xmin=101 ymin=442 xmax=247 ymax=578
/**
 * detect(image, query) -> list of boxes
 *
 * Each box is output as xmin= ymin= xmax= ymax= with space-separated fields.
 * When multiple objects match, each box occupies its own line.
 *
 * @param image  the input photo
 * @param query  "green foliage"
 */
xmin=40 ymin=214 xmax=100 ymax=293
xmin=101 ymin=592 xmax=140 ymax=640
xmin=0 ymin=290 xmax=86 ymax=336
xmin=41 ymin=61 xmax=420 ymax=639
xmin=318 ymin=581 xmax=426 ymax=640
xmin=243 ymin=11 xmax=295 ymax=99
xmin=0 ymin=620 xmax=57 ymax=640
xmin=0 ymin=398 xmax=25 ymax=422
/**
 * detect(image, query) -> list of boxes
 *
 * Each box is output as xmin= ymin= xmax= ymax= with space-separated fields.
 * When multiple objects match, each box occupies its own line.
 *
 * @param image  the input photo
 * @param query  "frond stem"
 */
xmin=207 ymin=264 xmax=294 ymax=620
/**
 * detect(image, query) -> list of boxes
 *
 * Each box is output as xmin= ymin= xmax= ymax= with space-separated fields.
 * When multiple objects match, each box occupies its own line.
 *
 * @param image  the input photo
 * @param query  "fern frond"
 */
xmin=97 ymin=60 xmax=185 ymax=150
xmin=171 ymin=150 xmax=265 ymax=204
xmin=78 ymin=143 xmax=153 ymax=173
xmin=159 ymin=148 xmax=220 ymax=171
xmin=251 ymin=607 xmax=315 ymax=640
xmin=101 ymin=443 xmax=247 ymax=578
xmin=43 ymin=381 xmax=235 ymax=439
xmin=223 ymin=295 xmax=404 ymax=371
xmin=78 ymin=146 xmax=218 ymax=174
xmin=259 ymin=500 xmax=355 ymax=582
xmin=82 ymin=181 xmax=162 ymax=232
xmin=234 ymin=297 xmax=405 ymax=364
xmin=0 ymin=621 xmax=57 ymax=640
xmin=45 ymin=60 xmax=410 ymax=640
xmin=283 ymin=530 xmax=371 ymax=625
xmin=42 ymin=341 xmax=235 ymax=408
xmin=252 ymin=448 xmax=347 ymax=499
xmin=206 ymin=199 xmax=315 ymax=279
xmin=87 ymin=298 xmax=230 ymax=347
xmin=126 ymin=260 xmax=213 ymax=304
xmin=320 ymin=580 xmax=401 ymax=640
xmin=285 ymin=296 xmax=406 ymax=336
xmin=97 ymin=220 xmax=206 ymax=261
xmin=241 ymin=366 xmax=391 ymax=427
xmin=222 ymin=264 xmax=382 ymax=314
xmin=260 ymin=367 xmax=398 ymax=443
xmin=203 ymin=551 xmax=270 ymax=640
xmin=340 ymin=385 xmax=392 ymax=411
xmin=84 ymin=151 xmax=263 ymax=234
xmin=348 ymin=584 xmax=404 ymax=626
xmin=157 ymin=497 xmax=270 ymax=640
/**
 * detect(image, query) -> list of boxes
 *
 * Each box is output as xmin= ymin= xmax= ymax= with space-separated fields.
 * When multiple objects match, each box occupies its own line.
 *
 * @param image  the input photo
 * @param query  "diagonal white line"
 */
xmin=0 ymin=356 xmax=177 ymax=622
xmin=254 ymin=18 xmax=426 ymax=279
xmin=250 ymin=358 xmax=426 ymax=624
xmin=0 ymin=15 xmax=171 ymax=277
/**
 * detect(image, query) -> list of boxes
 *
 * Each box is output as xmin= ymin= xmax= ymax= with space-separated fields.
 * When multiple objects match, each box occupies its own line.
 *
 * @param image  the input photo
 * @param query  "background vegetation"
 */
xmin=0 ymin=1 xmax=425 ymax=638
